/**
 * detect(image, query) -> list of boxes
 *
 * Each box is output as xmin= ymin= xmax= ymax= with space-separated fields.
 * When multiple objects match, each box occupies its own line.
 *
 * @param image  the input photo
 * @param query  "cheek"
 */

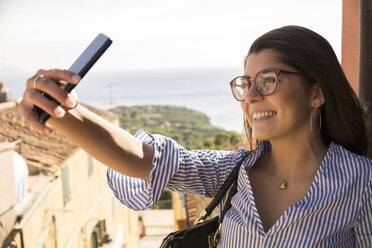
xmin=278 ymin=93 xmax=311 ymax=123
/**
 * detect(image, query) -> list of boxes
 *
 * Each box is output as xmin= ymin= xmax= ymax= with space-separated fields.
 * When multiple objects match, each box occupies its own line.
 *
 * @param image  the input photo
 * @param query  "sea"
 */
xmin=5 ymin=67 xmax=245 ymax=132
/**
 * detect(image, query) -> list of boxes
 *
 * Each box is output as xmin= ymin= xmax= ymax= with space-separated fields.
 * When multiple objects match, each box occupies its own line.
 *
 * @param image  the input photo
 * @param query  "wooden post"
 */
xmin=359 ymin=0 xmax=372 ymax=157
xmin=341 ymin=0 xmax=359 ymax=93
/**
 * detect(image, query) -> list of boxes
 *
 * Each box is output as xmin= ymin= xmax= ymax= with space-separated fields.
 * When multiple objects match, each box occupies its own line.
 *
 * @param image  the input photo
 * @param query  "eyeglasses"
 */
xmin=229 ymin=68 xmax=314 ymax=101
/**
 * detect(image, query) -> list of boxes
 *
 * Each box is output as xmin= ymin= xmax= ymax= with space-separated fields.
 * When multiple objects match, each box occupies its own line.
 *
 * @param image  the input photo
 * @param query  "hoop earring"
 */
xmin=310 ymin=108 xmax=322 ymax=137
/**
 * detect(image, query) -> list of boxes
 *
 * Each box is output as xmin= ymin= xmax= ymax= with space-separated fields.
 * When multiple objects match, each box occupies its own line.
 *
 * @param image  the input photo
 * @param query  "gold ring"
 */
xmin=33 ymin=74 xmax=44 ymax=89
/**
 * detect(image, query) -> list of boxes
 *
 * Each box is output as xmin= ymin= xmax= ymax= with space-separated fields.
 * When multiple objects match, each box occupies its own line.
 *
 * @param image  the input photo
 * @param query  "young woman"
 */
xmin=20 ymin=26 xmax=371 ymax=247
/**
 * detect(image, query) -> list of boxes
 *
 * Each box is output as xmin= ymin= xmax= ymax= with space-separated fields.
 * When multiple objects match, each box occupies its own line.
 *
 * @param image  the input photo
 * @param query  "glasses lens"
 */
xmin=256 ymin=70 xmax=277 ymax=95
xmin=232 ymin=77 xmax=250 ymax=100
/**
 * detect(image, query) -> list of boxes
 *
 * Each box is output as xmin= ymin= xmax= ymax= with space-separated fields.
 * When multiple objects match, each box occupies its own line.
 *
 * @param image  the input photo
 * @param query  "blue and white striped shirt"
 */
xmin=107 ymin=130 xmax=372 ymax=247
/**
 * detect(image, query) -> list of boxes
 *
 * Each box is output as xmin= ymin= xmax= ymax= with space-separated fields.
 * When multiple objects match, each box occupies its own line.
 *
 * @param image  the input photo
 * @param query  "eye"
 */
xmin=262 ymin=76 xmax=275 ymax=85
xmin=256 ymin=70 xmax=277 ymax=95
xmin=241 ymin=82 xmax=249 ymax=88
xmin=257 ymin=70 xmax=276 ymax=86
xmin=234 ymin=77 xmax=248 ymax=87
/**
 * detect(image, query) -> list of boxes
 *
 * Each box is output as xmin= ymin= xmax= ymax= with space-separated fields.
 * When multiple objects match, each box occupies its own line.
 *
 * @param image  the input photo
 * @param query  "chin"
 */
xmin=252 ymin=128 xmax=283 ymax=141
xmin=252 ymin=132 xmax=271 ymax=141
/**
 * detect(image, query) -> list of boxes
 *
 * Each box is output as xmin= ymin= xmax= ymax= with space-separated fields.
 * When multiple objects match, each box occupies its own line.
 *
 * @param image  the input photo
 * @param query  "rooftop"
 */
xmin=0 ymin=99 xmax=118 ymax=174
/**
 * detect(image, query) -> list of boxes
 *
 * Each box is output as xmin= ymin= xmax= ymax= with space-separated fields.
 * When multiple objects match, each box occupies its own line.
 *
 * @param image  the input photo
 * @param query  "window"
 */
xmin=88 ymin=155 xmax=94 ymax=176
xmin=45 ymin=216 xmax=57 ymax=248
xmin=35 ymin=216 xmax=57 ymax=248
xmin=61 ymin=163 xmax=71 ymax=205
xmin=90 ymin=220 xmax=110 ymax=248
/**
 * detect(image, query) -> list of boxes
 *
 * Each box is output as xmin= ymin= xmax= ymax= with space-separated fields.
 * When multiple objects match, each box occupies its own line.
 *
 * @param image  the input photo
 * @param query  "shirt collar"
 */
xmin=243 ymin=140 xmax=334 ymax=170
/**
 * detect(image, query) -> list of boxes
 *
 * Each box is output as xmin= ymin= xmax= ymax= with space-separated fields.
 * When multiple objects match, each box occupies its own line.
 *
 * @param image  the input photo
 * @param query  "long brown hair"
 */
xmin=243 ymin=25 xmax=370 ymax=156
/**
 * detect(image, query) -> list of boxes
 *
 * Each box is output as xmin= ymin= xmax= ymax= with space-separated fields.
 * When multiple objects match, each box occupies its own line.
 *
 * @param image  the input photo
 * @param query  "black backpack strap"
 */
xmin=211 ymin=179 xmax=239 ymax=246
xmin=218 ymin=179 xmax=238 ymax=223
xmin=194 ymin=151 xmax=250 ymax=224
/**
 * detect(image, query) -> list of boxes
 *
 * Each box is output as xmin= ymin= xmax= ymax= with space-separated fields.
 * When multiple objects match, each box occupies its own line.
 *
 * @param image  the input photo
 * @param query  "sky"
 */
xmin=0 ymin=0 xmax=343 ymax=132
xmin=0 ymin=0 xmax=342 ymax=74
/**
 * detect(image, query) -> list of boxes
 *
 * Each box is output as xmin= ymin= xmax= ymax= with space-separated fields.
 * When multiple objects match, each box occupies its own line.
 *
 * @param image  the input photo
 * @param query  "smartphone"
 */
xmin=36 ymin=33 xmax=113 ymax=123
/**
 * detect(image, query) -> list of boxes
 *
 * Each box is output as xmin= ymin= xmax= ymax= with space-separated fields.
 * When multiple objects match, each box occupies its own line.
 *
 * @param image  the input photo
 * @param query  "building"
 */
xmin=0 ymin=89 xmax=139 ymax=248
xmin=342 ymin=0 xmax=372 ymax=157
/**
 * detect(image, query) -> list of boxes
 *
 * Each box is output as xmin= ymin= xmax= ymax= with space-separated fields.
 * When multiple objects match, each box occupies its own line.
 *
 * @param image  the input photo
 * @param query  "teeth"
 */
xmin=253 ymin=111 xmax=276 ymax=120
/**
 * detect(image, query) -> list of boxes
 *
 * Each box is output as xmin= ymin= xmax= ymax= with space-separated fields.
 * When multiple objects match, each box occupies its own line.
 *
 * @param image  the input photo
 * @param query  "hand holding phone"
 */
xmin=36 ymin=33 xmax=112 ymax=123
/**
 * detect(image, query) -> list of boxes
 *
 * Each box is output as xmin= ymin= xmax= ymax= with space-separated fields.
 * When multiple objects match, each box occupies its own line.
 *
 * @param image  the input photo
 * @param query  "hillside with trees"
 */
xmin=110 ymin=105 xmax=242 ymax=150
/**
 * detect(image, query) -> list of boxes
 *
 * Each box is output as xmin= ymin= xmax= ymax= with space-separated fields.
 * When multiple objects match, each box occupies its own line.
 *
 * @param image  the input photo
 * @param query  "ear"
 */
xmin=310 ymin=84 xmax=325 ymax=108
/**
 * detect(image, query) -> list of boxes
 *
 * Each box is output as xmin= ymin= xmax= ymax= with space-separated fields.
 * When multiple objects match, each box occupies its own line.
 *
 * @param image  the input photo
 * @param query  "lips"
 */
xmin=252 ymin=111 xmax=277 ymax=120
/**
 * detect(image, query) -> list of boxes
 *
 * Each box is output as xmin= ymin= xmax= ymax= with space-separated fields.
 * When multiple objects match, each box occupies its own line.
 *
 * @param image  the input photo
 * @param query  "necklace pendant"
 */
xmin=279 ymin=181 xmax=288 ymax=190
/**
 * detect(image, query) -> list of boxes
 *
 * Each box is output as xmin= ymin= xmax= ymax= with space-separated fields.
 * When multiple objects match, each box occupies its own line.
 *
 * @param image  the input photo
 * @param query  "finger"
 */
xmin=31 ymin=76 xmax=78 ymax=109
xmin=23 ymin=88 xmax=67 ymax=119
xmin=19 ymin=100 xmax=53 ymax=133
xmin=26 ymin=69 xmax=81 ymax=90
xmin=37 ymin=68 xmax=81 ymax=85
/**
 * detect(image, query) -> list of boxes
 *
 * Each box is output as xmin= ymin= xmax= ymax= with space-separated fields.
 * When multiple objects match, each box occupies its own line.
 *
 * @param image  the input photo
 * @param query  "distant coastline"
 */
xmin=4 ymin=67 xmax=244 ymax=132
xmin=111 ymin=105 xmax=242 ymax=149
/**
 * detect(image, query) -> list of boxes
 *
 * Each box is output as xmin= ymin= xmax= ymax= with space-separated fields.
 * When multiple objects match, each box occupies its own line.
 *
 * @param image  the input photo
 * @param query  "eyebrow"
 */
xmin=242 ymin=73 xmax=254 ymax=78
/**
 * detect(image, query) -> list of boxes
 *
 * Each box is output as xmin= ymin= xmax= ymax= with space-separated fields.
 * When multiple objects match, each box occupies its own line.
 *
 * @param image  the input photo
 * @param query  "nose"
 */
xmin=243 ymin=83 xmax=263 ymax=103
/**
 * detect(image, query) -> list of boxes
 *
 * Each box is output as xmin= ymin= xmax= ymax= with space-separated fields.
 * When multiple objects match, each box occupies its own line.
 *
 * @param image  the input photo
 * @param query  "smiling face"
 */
xmin=241 ymin=49 xmax=315 ymax=142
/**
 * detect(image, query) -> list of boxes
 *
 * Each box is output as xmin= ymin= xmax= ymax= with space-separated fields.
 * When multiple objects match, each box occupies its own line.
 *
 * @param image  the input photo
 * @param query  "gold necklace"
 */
xmin=279 ymin=180 xmax=288 ymax=190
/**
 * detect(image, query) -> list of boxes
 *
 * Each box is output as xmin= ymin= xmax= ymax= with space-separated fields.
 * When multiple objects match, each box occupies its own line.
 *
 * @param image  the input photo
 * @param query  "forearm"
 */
xmin=21 ymin=69 xmax=153 ymax=180
xmin=49 ymin=104 xmax=153 ymax=180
